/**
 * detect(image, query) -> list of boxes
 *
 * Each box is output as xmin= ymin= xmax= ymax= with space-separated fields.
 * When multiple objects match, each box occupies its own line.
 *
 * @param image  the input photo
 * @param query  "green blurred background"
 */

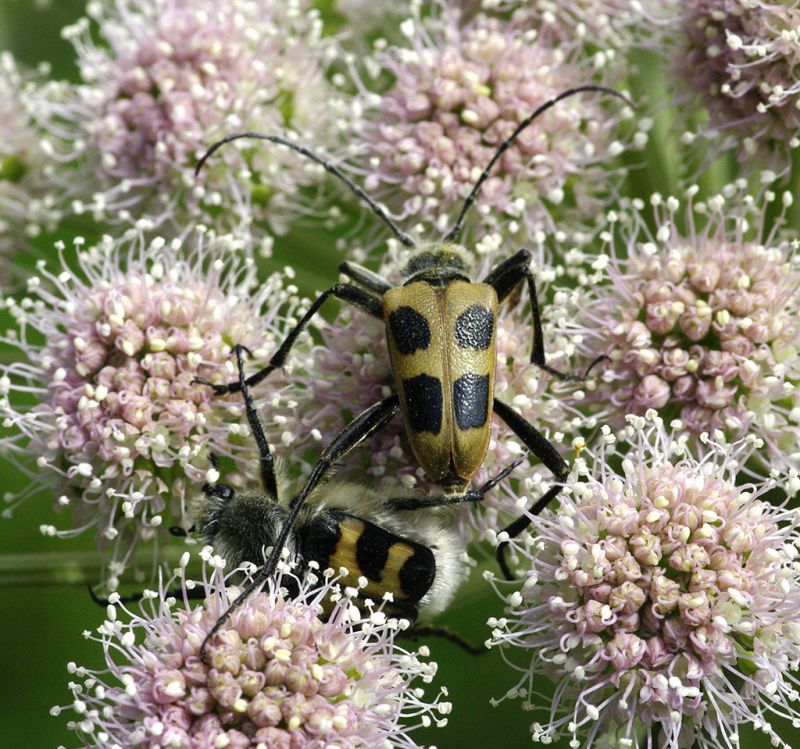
xmin=0 ymin=1 xmax=794 ymax=747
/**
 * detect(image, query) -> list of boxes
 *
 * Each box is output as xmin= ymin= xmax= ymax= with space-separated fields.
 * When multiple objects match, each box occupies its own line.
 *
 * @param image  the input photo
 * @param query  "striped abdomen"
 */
xmin=299 ymin=509 xmax=436 ymax=620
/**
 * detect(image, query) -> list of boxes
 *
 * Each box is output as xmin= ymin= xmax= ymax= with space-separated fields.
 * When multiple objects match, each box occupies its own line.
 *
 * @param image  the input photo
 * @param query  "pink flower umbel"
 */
xmin=354 ymin=4 xmax=642 ymax=239
xmin=40 ymin=0 xmax=345 ymax=232
xmin=0 ymin=229 xmax=303 ymax=583
xmin=488 ymin=411 xmax=800 ymax=749
xmin=55 ymin=551 xmax=450 ymax=748
xmin=477 ymin=0 xmax=642 ymax=51
xmin=572 ymin=184 xmax=800 ymax=473
xmin=0 ymin=52 xmax=60 ymax=281
xmin=656 ymin=0 xmax=800 ymax=158
xmin=333 ymin=0 xmax=410 ymax=35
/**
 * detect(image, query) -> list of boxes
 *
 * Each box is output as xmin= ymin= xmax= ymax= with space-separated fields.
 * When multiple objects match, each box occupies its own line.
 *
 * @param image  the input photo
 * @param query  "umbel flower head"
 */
xmin=354 ymin=3 xmax=642 ymax=240
xmin=659 ymin=0 xmax=800 ymax=158
xmin=571 ymin=183 xmax=800 ymax=473
xmin=0 ymin=227 xmax=303 ymax=583
xmin=55 ymin=551 xmax=450 ymax=748
xmin=475 ymin=0 xmax=641 ymax=52
xmin=0 ymin=52 xmax=60 ymax=281
xmin=488 ymin=411 xmax=800 ymax=749
xmin=39 ymin=0 xmax=344 ymax=233
xmin=333 ymin=0 xmax=411 ymax=35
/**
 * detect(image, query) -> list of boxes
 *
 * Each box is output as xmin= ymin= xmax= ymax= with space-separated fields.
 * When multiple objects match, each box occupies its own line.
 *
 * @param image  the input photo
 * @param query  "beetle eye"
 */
xmin=212 ymin=484 xmax=234 ymax=501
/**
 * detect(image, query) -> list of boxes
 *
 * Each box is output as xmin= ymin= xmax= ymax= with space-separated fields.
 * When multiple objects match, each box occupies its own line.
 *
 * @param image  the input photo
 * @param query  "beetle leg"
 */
xmin=482 ymin=248 xmax=532 ymax=293
xmin=199 ymin=565 xmax=275 ymax=660
xmin=492 ymin=398 xmax=569 ymax=579
xmin=288 ymin=394 xmax=401 ymax=509
xmin=493 ymin=399 xmax=568 ymax=481
xmin=494 ymin=486 xmax=563 ymax=580
xmin=199 ymin=395 xmax=401 ymax=660
xmin=485 ymin=250 xmax=565 ymax=378
xmin=485 ymin=250 xmax=607 ymax=381
xmin=198 ymin=283 xmax=384 ymax=396
xmin=385 ymin=460 xmax=521 ymax=511
xmin=234 ymin=344 xmax=278 ymax=499
xmin=339 ymin=260 xmax=392 ymax=295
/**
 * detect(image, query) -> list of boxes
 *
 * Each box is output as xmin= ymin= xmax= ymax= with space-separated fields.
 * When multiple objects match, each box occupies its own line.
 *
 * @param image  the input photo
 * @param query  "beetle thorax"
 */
xmin=401 ymin=243 xmax=471 ymax=285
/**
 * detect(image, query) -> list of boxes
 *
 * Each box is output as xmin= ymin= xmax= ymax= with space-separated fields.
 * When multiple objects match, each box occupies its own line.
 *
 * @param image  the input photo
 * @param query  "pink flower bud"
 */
xmin=671 ymin=374 xmax=697 ymax=402
xmin=688 ymin=260 xmax=721 ymax=293
xmin=603 ymin=631 xmax=646 ymax=671
xmin=679 ymin=308 xmax=712 ymax=340
xmin=632 ymin=375 xmax=671 ymax=411
xmin=647 ymin=301 xmax=682 ymax=334
xmin=609 ymin=581 xmax=647 ymax=614
xmin=650 ymin=572 xmax=680 ymax=615
xmin=152 ymin=669 xmax=187 ymax=704
xmin=630 ymin=530 xmax=662 ymax=566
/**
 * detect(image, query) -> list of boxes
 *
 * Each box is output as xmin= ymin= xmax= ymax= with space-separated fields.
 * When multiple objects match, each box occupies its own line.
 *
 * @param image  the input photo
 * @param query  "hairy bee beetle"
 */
xmin=193 ymin=346 xmax=516 ymax=654
xmin=196 ymin=85 xmax=630 ymax=578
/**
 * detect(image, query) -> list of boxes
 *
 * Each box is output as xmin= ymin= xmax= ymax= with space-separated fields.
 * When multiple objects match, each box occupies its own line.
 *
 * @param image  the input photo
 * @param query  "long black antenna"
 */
xmin=442 ymin=85 xmax=635 ymax=243
xmin=195 ymin=132 xmax=416 ymax=248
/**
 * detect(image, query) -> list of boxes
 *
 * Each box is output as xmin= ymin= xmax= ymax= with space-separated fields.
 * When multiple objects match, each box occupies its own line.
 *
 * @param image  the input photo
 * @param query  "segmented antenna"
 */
xmin=195 ymin=132 xmax=416 ymax=248
xmin=442 ymin=85 xmax=635 ymax=243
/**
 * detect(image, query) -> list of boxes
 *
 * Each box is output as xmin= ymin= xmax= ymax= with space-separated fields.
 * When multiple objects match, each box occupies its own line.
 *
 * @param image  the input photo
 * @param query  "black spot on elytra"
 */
xmin=355 ymin=521 xmax=392 ymax=581
xmin=389 ymin=306 xmax=431 ymax=355
xmin=403 ymin=374 xmax=443 ymax=434
xmin=399 ymin=546 xmax=436 ymax=601
xmin=455 ymin=305 xmax=494 ymax=350
xmin=453 ymin=373 xmax=489 ymax=430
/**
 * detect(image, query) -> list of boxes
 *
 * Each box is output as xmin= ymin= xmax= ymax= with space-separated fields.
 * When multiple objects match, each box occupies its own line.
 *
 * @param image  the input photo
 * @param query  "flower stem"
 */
xmin=0 ymin=546 xmax=191 ymax=587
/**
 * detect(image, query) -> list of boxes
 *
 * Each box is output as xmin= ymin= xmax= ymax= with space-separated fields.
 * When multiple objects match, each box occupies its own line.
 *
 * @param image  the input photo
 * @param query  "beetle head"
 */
xmin=402 ymin=243 xmax=471 ymax=285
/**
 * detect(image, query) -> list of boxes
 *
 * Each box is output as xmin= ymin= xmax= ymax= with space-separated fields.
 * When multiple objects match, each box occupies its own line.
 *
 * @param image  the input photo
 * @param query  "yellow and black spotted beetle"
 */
xmin=196 ymin=85 xmax=629 ymax=581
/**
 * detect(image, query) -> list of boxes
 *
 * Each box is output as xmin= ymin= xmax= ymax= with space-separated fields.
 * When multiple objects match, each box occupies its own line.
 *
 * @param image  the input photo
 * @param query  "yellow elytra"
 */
xmin=384 ymin=248 xmax=498 ymax=494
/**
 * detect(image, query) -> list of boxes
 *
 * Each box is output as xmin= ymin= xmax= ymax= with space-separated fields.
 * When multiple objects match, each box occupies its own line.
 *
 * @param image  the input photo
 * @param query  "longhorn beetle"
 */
xmin=196 ymin=85 xmax=631 ymax=580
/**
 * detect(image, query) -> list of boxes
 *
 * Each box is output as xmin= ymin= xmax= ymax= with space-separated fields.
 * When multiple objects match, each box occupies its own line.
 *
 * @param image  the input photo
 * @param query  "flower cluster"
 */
xmin=0 ymin=52 xmax=60 ymax=282
xmin=39 ymin=0 xmax=345 ymax=232
xmin=355 ymin=4 xmax=642 ymax=239
xmin=55 ymin=553 xmax=449 ymax=748
xmin=489 ymin=413 xmax=800 ymax=748
xmin=673 ymin=0 xmax=800 ymax=158
xmin=0 ymin=229 xmax=303 ymax=582
xmin=571 ymin=186 xmax=800 ymax=472
xmin=333 ymin=0 xmax=411 ymax=35
xmin=476 ymin=0 xmax=642 ymax=51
